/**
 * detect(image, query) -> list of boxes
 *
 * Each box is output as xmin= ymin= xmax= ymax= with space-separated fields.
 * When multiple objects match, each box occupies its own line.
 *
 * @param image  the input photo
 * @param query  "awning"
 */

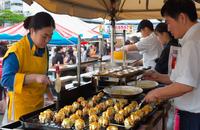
xmin=23 ymin=0 xmax=200 ymax=20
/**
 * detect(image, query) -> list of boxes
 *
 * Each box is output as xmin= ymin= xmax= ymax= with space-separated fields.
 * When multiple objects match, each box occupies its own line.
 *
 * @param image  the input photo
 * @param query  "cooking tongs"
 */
xmin=136 ymin=98 xmax=145 ymax=110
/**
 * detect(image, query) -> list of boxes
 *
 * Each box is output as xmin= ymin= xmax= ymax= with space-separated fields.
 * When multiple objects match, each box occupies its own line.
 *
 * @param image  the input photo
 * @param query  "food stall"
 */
xmin=1 ymin=1 xmax=177 ymax=129
xmin=1 ymin=19 xmax=170 ymax=130
xmin=1 ymin=21 xmax=170 ymax=130
xmin=1 ymin=64 xmax=171 ymax=130
xmin=1 ymin=90 xmax=170 ymax=130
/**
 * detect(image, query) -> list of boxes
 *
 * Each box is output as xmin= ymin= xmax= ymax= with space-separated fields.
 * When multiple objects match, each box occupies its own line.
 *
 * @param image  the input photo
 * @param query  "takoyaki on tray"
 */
xmin=94 ymin=66 xmax=148 ymax=78
xmin=20 ymin=92 xmax=162 ymax=130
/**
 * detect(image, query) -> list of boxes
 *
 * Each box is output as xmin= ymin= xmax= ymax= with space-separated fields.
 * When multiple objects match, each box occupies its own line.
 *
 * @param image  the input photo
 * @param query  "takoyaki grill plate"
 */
xmin=19 ymin=94 xmax=163 ymax=130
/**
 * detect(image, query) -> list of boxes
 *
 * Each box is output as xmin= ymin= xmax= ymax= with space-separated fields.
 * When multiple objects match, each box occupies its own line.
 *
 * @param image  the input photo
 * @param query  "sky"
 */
xmin=23 ymin=1 xmax=45 ymax=15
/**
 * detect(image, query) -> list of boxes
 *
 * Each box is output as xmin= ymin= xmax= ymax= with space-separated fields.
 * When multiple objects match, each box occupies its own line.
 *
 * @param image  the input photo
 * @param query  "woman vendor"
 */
xmin=1 ymin=12 xmax=55 ymax=121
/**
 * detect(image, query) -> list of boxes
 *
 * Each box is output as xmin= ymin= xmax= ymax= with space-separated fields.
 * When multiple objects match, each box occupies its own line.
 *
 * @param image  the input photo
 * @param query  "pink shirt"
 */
xmin=0 ymin=58 xmax=3 ymax=79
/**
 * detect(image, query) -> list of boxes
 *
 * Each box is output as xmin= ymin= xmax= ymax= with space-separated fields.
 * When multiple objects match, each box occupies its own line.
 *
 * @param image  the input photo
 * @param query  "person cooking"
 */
xmin=144 ymin=0 xmax=200 ymax=130
xmin=121 ymin=19 xmax=163 ymax=68
xmin=1 ymin=12 xmax=55 ymax=121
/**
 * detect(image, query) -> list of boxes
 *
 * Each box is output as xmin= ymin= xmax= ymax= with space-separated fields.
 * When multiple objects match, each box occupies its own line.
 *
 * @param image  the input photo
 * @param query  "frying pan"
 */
xmin=103 ymin=86 xmax=143 ymax=98
xmin=127 ymin=80 xmax=158 ymax=89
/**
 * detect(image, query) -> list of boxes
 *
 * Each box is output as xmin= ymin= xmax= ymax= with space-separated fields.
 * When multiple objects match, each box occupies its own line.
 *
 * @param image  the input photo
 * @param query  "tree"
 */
xmin=0 ymin=10 xmax=25 ymax=26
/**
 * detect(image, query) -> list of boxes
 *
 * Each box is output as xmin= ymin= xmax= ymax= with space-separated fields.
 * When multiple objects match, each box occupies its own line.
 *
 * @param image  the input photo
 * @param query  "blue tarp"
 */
xmin=0 ymin=31 xmax=110 ymax=46
xmin=48 ymin=31 xmax=76 ymax=46
xmin=92 ymin=33 xmax=110 ymax=39
xmin=0 ymin=34 xmax=22 ymax=41
xmin=0 ymin=31 xmax=77 ymax=46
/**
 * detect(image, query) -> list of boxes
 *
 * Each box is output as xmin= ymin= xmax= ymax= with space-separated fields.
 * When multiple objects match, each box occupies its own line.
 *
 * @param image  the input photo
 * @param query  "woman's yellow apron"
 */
xmin=3 ymin=35 xmax=48 ymax=121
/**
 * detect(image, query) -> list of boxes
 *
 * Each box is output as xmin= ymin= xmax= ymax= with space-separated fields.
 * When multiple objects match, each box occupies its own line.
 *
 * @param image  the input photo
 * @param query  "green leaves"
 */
xmin=0 ymin=10 xmax=25 ymax=26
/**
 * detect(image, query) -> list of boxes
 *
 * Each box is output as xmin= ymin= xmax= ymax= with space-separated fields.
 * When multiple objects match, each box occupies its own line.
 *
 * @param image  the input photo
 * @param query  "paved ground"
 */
xmin=0 ymin=114 xmax=3 ymax=126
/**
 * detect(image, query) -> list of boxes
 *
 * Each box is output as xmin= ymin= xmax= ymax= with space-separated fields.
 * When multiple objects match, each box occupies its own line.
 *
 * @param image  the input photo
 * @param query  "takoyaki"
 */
xmin=89 ymin=122 xmax=100 ymax=130
xmin=75 ymin=118 xmax=85 ymax=130
xmin=114 ymin=113 xmax=124 ymax=124
xmin=89 ymin=114 xmax=98 ymax=123
xmin=98 ymin=116 xmax=109 ymax=127
xmin=61 ymin=118 xmax=73 ymax=129
xmin=106 ymin=126 xmax=118 ymax=130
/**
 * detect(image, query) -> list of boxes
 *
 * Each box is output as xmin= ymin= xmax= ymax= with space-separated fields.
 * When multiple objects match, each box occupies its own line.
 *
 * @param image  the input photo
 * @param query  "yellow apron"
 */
xmin=3 ymin=35 xmax=48 ymax=121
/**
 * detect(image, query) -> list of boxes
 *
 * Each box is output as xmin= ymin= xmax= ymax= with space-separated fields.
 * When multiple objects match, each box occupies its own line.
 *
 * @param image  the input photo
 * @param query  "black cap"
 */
xmin=137 ymin=19 xmax=153 ymax=32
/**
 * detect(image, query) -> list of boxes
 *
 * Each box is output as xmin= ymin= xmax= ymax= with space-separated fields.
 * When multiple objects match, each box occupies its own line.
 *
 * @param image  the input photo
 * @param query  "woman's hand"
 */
xmin=24 ymin=74 xmax=52 ymax=85
xmin=35 ymin=74 xmax=52 ymax=85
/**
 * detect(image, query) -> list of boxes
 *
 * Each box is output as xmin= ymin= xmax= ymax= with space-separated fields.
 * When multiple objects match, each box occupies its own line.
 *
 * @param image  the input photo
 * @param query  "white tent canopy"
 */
xmin=23 ymin=0 xmax=200 ymax=20
xmin=51 ymin=13 xmax=99 ymax=39
xmin=0 ymin=10 xmax=99 ymax=39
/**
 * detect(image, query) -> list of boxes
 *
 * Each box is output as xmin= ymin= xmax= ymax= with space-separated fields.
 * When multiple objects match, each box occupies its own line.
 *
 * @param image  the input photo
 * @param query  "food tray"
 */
xmin=94 ymin=67 xmax=150 ymax=79
xmin=20 ymin=93 xmax=161 ymax=130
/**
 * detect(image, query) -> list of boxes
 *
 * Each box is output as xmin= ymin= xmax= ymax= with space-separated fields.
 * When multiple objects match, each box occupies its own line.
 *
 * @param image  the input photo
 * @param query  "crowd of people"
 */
xmin=50 ymin=41 xmax=111 ymax=67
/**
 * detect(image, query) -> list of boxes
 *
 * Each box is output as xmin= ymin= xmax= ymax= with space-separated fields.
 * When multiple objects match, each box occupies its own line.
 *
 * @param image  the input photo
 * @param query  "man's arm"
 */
xmin=145 ymin=82 xmax=193 ymax=102
xmin=126 ymin=44 xmax=139 ymax=51
xmin=143 ymin=70 xmax=172 ymax=85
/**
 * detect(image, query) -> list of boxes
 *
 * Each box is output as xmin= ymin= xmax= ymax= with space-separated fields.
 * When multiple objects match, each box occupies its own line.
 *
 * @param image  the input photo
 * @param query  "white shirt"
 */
xmin=135 ymin=32 xmax=162 ymax=68
xmin=170 ymin=23 xmax=200 ymax=113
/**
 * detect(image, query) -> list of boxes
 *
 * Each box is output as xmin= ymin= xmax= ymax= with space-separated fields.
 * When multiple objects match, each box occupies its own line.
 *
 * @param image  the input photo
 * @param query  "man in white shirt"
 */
xmin=144 ymin=0 xmax=200 ymax=130
xmin=124 ymin=20 xmax=162 ymax=68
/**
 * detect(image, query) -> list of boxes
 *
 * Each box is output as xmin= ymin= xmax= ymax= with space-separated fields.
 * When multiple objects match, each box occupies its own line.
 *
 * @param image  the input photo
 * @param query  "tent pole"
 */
xmin=77 ymin=35 xmax=81 ymax=87
xmin=122 ymin=30 xmax=126 ymax=67
xmin=99 ymin=37 xmax=103 ymax=59
xmin=99 ymin=37 xmax=103 ymax=71
xmin=110 ymin=0 xmax=116 ymax=65
xmin=110 ymin=17 xmax=115 ymax=64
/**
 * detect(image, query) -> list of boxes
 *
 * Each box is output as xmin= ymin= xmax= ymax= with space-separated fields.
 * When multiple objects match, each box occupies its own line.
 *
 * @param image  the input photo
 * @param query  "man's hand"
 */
xmin=143 ymin=70 xmax=159 ymax=81
xmin=118 ymin=45 xmax=129 ymax=51
xmin=144 ymin=88 xmax=160 ymax=103
xmin=143 ymin=70 xmax=172 ymax=85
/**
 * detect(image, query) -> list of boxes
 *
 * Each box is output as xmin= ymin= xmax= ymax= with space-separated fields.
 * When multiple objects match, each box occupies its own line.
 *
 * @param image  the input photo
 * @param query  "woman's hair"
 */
xmin=23 ymin=12 xmax=55 ymax=30
xmin=155 ymin=23 xmax=179 ymax=45
xmin=155 ymin=23 xmax=173 ymax=39
xmin=23 ymin=16 xmax=33 ymax=29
